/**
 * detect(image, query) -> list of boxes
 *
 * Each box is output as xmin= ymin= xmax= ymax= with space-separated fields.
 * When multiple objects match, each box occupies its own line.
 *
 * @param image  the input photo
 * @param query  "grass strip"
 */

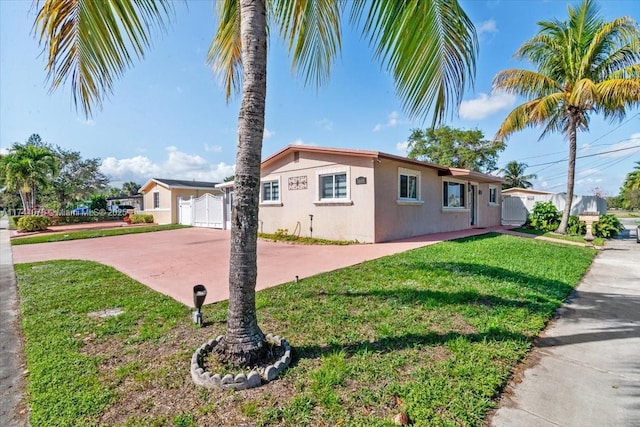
xmin=16 ymin=233 xmax=596 ymax=426
xmin=11 ymin=224 xmax=189 ymax=245
xmin=512 ymin=227 xmax=605 ymax=246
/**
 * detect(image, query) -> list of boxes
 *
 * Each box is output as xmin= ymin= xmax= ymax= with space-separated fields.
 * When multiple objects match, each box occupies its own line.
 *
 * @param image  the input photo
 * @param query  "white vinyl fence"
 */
xmin=502 ymin=193 xmax=607 ymax=226
xmin=178 ymin=194 xmax=225 ymax=228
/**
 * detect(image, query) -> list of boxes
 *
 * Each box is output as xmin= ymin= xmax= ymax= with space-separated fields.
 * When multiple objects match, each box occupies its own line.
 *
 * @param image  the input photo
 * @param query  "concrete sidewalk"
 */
xmin=490 ymin=225 xmax=640 ymax=427
xmin=0 ymin=217 xmax=27 ymax=427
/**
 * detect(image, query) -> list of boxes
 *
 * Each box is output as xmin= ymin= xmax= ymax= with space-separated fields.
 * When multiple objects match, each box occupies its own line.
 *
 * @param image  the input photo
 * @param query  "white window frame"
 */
xmin=260 ymin=176 xmax=281 ymax=205
xmin=488 ymin=186 xmax=498 ymax=205
xmin=442 ymin=179 xmax=467 ymax=209
xmin=314 ymin=166 xmax=352 ymax=205
xmin=397 ymin=167 xmax=424 ymax=205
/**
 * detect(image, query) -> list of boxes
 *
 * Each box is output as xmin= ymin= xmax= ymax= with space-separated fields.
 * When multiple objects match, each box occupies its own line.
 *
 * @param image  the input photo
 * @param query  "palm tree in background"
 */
xmin=500 ymin=161 xmax=537 ymax=189
xmin=0 ymin=140 xmax=57 ymax=212
xmin=122 ymin=181 xmax=141 ymax=196
xmin=34 ymin=0 xmax=478 ymax=366
xmin=493 ymin=0 xmax=640 ymax=234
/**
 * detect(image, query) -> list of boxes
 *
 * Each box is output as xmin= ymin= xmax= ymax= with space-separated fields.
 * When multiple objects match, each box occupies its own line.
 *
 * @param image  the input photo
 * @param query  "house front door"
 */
xmin=470 ymin=184 xmax=477 ymax=226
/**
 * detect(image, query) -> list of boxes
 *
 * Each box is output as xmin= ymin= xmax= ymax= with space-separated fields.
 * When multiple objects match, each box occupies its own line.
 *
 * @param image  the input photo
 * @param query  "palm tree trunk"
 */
xmin=557 ymin=113 xmax=578 ymax=234
xmin=214 ymin=0 xmax=267 ymax=367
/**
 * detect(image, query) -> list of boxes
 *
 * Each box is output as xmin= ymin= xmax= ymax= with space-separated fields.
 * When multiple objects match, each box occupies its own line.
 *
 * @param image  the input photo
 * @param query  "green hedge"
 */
xmin=129 ymin=214 xmax=154 ymax=224
xmin=17 ymin=215 xmax=50 ymax=232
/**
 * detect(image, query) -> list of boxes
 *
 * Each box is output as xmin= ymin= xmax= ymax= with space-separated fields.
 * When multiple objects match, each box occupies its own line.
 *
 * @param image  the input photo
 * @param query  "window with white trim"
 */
xmin=153 ymin=191 xmax=160 ymax=209
xmin=319 ymin=173 xmax=347 ymax=200
xmin=261 ymin=180 xmax=280 ymax=202
xmin=398 ymin=168 xmax=421 ymax=201
xmin=443 ymin=180 xmax=466 ymax=208
xmin=488 ymin=186 xmax=498 ymax=205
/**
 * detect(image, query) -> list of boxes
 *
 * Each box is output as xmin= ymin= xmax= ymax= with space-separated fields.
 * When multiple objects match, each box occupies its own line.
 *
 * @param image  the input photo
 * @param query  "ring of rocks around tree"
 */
xmin=191 ymin=333 xmax=292 ymax=390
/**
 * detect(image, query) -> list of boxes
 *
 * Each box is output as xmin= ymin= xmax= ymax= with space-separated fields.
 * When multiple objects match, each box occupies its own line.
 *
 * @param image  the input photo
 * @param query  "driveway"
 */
xmin=11 ymin=226 xmax=505 ymax=306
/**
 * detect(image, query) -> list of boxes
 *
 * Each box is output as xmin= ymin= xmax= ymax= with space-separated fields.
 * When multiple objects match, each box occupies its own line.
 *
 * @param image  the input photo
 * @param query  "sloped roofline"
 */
xmin=261 ymin=144 xmax=502 ymax=183
xmin=139 ymin=178 xmax=221 ymax=194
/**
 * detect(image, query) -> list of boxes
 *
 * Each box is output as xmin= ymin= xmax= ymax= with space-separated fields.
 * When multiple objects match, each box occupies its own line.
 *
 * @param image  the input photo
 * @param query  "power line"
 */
xmin=527 ymin=144 xmax=640 ymax=168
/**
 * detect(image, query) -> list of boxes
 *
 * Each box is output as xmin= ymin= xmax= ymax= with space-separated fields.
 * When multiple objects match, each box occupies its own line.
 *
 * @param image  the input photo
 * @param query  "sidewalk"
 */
xmin=0 ymin=217 xmax=27 ymax=427
xmin=490 ymin=227 xmax=640 ymax=427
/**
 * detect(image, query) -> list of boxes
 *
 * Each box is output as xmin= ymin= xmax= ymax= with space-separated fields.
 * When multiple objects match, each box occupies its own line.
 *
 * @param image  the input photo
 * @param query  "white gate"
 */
xmin=194 ymin=193 xmax=224 ymax=228
xmin=501 ymin=196 xmax=528 ymax=226
xmin=178 ymin=198 xmax=193 ymax=225
xmin=178 ymin=194 xmax=225 ymax=228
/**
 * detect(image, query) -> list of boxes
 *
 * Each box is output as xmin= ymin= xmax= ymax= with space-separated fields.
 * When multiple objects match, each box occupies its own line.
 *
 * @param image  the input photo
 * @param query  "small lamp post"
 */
xmin=192 ymin=284 xmax=207 ymax=326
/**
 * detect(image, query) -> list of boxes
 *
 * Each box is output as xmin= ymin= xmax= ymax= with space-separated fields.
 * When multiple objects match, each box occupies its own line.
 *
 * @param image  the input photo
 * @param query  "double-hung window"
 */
xmin=398 ymin=168 xmax=421 ymax=203
xmin=320 ymin=173 xmax=347 ymax=199
xmin=262 ymin=180 xmax=280 ymax=202
xmin=488 ymin=186 xmax=498 ymax=205
xmin=443 ymin=180 xmax=465 ymax=208
xmin=153 ymin=191 xmax=160 ymax=209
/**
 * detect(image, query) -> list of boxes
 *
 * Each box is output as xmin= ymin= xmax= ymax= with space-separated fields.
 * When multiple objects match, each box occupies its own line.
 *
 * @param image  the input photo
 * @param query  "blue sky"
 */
xmin=1 ymin=0 xmax=638 ymax=196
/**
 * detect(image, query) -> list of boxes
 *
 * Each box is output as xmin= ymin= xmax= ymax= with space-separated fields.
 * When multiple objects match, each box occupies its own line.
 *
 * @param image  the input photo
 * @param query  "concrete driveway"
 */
xmin=11 ymin=226 xmax=505 ymax=307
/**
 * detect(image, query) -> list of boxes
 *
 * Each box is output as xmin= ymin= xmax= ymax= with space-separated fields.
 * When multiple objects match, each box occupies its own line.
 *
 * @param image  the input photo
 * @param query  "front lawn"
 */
xmin=15 ymin=233 xmax=596 ymax=426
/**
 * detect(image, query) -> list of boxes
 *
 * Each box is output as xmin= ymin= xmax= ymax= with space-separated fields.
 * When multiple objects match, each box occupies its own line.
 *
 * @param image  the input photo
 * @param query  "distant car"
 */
xmin=636 ymin=225 xmax=639 ymax=243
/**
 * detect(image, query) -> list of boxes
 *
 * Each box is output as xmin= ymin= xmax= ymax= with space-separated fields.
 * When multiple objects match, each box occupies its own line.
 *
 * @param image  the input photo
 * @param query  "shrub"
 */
xmin=528 ymin=201 xmax=561 ymax=232
xmin=593 ymin=214 xmax=623 ymax=238
xmin=566 ymin=215 xmax=586 ymax=236
xmin=129 ymin=214 xmax=154 ymax=224
xmin=17 ymin=215 xmax=50 ymax=232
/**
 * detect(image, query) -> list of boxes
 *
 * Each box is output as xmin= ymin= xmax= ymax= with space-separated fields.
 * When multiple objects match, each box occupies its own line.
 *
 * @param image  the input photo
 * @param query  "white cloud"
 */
xmin=477 ymin=19 xmax=498 ymax=36
xmin=204 ymin=144 xmax=223 ymax=153
xmin=598 ymin=133 xmax=640 ymax=158
xmin=263 ymin=128 xmax=274 ymax=139
xmin=459 ymin=92 xmax=515 ymax=120
xmin=577 ymin=168 xmax=602 ymax=177
xmin=0 ymin=147 xmax=9 ymax=155
xmin=100 ymin=146 xmax=235 ymax=184
xmin=315 ymin=119 xmax=333 ymax=131
xmin=373 ymin=111 xmax=400 ymax=132
xmin=396 ymin=141 xmax=409 ymax=154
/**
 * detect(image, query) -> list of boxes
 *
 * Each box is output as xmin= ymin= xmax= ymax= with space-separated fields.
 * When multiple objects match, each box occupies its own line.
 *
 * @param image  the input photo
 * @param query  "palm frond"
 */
xmin=595 ymin=78 xmax=640 ymax=121
xmin=492 ymin=69 xmax=560 ymax=99
xmin=208 ymin=0 xmax=242 ymax=100
xmin=352 ymin=0 xmax=478 ymax=124
xmin=34 ymin=0 xmax=174 ymax=117
xmin=271 ymin=0 xmax=343 ymax=88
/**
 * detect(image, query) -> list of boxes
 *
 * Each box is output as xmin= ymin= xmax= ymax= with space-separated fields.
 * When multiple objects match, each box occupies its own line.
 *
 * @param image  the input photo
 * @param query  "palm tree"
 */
xmin=34 ymin=0 xmax=478 ymax=367
xmin=500 ymin=161 xmax=537 ymax=189
xmin=0 ymin=141 xmax=57 ymax=212
xmin=493 ymin=0 xmax=640 ymax=234
xmin=122 ymin=181 xmax=141 ymax=196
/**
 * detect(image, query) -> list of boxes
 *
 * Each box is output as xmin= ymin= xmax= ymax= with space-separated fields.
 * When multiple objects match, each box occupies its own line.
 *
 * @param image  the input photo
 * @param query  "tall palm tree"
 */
xmin=0 ymin=142 xmax=58 ymax=212
xmin=34 ymin=0 xmax=478 ymax=366
xmin=122 ymin=181 xmax=141 ymax=196
xmin=493 ymin=0 xmax=640 ymax=234
xmin=500 ymin=161 xmax=537 ymax=189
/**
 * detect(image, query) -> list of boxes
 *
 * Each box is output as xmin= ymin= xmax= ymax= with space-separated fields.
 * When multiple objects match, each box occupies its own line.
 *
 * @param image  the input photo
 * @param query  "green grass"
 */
xmin=11 ymin=224 xmax=189 ymax=245
xmin=512 ymin=227 xmax=606 ymax=246
xmin=607 ymin=209 xmax=639 ymax=218
xmin=15 ymin=233 xmax=596 ymax=426
xmin=258 ymin=232 xmax=358 ymax=245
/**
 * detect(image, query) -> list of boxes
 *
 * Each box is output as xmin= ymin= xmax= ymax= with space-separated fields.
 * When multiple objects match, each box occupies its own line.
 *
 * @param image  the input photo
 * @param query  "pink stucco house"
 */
xmin=232 ymin=145 xmax=503 ymax=243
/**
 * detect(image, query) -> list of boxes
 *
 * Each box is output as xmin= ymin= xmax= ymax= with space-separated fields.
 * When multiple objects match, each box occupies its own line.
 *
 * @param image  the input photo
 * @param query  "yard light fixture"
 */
xmin=192 ymin=284 xmax=207 ymax=326
xmin=309 ymin=214 xmax=314 ymax=238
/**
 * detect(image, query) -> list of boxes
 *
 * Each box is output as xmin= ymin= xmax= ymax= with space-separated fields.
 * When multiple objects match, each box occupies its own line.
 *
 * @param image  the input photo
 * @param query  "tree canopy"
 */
xmin=406 ymin=126 xmax=505 ymax=173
